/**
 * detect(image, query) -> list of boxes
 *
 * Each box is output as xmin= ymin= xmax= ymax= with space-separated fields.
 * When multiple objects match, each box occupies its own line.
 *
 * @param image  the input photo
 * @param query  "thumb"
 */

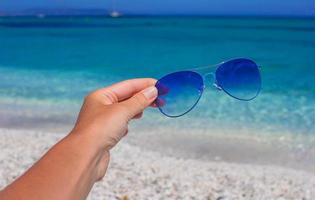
xmin=120 ymin=86 xmax=158 ymax=120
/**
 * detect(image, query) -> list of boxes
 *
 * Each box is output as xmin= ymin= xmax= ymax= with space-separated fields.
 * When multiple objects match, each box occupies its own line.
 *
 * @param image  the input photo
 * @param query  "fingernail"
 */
xmin=143 ymin=86 xmax=158 ymax=100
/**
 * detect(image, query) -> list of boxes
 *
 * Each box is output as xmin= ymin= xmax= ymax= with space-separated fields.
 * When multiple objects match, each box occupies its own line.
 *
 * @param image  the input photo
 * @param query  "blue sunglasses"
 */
xmin=155 ymin=58 xmax=262 ymax=118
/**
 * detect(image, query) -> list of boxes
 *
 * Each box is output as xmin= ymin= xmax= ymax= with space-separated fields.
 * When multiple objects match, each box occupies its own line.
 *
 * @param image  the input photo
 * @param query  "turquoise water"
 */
xmin=0 ymin=16 xmax=314 ymax=138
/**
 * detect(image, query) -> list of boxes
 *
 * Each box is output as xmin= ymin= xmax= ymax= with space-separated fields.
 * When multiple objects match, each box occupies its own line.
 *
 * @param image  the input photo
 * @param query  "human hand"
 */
xmin=0 ymin=79 xmax=158 ymax=200
xmin=71 ymin=78 xmax=157 ymax=180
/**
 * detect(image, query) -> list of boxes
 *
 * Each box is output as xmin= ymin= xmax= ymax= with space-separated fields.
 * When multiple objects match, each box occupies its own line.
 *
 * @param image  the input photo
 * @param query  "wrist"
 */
xmin=66 ymin=131 xmax=109 ymax=182
xmin=67 ymin=129 xmax=107 ymax=156
xmin=70 ymin=125 xmax=117 ymax=152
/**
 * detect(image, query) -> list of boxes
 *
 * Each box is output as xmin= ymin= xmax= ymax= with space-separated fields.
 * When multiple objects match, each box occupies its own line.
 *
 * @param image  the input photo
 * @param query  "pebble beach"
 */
xmin=1 ymin=15 xmax=315 ymax=200
xmin=0 ymin=128 xmax=314 ymax=200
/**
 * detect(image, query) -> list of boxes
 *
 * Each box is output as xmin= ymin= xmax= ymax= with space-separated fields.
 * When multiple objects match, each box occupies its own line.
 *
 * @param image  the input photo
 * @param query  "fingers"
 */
xmin=132 ymin=112 xmax=143 ymax=119
xmin=120 ymin=86 xmax=158 ymax=120
xmin=150 ymin=102 xmax=158 ymax=108
xmin=95 ymin=78 xmax=157 ymax=104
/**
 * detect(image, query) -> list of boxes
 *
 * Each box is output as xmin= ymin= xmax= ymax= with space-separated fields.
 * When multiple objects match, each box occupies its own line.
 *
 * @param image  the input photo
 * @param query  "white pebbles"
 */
xmin=0 ymin=129 xmax=314 ymax=200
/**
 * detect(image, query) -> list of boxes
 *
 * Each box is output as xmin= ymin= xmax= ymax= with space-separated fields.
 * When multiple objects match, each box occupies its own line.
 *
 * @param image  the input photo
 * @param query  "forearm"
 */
xmin=0 ymin=132 xmax=107 ymax=200
xmin=0 ymin=79 xmax=157 ymax=200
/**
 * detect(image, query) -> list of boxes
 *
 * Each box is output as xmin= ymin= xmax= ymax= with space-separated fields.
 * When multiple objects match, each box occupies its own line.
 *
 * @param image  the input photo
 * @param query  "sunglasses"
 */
xmin=155 ymin=58 xmax=262 ymax=118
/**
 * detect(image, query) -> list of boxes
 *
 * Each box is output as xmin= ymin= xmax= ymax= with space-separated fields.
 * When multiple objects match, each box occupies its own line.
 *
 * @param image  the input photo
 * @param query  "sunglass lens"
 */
xmin=215 ymin=58 xmax=261 ymax=101
xmin=155 ymin=71 xmax=204 ymax=117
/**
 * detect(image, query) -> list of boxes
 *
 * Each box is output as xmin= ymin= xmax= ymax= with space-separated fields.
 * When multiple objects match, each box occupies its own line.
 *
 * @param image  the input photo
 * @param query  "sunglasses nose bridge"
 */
xmin=203 ymin=72 xmax=223 ymax=91
xmin=203 ymin=72 xmax=216 ymax=89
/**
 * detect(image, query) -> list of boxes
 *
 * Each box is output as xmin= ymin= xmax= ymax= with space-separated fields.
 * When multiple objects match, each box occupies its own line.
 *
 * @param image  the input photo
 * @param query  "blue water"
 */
xmin=0 ymin=16 xmax=314 ymax=139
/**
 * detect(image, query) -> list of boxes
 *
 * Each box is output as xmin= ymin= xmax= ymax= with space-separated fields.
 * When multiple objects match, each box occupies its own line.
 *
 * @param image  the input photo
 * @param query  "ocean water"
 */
xmin=0 ymin=16 xmax=315 ymax=169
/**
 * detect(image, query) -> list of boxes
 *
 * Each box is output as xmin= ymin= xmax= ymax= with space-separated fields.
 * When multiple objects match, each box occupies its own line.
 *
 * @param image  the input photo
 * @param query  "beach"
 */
xmin=0 ymin=16 xmax=315 ymax=199
xmin=0 ymin=128 xmax=314 ymax=199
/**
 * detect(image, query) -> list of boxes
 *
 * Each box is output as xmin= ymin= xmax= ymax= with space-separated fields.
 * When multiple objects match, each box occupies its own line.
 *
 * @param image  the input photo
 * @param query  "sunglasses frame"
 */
xmin=155 ymin=58 xmax=262 ymax=118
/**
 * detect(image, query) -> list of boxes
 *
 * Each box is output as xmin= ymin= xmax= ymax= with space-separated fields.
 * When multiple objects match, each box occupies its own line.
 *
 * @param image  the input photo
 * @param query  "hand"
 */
xmin=0 ymin=78 xmax=158 ymax=200
xmin=71 ymin=78 xmax=158 ymax=180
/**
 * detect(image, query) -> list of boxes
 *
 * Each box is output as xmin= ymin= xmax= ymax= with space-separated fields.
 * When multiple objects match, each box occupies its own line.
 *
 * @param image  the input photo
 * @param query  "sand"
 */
xmin=0 ymin=128 xmax=314 ymax=200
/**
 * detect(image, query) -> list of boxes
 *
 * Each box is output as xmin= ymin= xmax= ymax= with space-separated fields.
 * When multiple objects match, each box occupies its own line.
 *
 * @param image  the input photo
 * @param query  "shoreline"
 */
xmin=0 ymin=128 xmax=314 ymax=199
xmin=1 ymin=112 xmax=315 ymax=173
xmin=0 ymin=98 xmax=314 ymax=173
xmin=127 ymin=125 xmax=315 ymax=173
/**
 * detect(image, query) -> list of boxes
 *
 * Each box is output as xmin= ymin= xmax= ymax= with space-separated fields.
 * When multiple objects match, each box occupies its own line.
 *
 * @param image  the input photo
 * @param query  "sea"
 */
xmin=0 ymin=16 xmax=314 ymax=171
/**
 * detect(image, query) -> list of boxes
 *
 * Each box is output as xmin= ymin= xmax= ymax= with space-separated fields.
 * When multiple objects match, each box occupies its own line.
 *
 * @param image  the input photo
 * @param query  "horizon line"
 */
xmin=0 ymin=13 xmax=314 ymax=19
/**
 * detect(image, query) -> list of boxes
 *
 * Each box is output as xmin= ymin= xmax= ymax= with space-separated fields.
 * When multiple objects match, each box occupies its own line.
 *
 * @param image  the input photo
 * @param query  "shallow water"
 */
xmin=0 ymin=16 xmax=314 ymax=170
